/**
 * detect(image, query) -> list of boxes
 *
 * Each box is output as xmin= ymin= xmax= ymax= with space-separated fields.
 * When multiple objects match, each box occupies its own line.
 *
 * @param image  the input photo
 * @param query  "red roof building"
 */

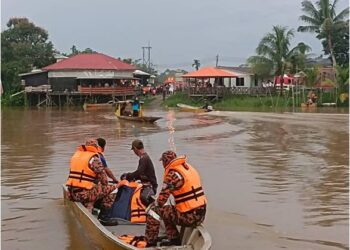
xmin=43 ymin=53 xmax=136 ymax=71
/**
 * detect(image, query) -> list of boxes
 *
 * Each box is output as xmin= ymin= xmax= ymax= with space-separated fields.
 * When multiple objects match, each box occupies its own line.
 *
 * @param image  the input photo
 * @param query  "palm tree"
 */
xmin=248 ymin=26 xmax=311 ymax=76
xmin=192 ymin=59 xmax=200 ymax=71
xmin=298 ymin=0 xmax=349 ymax=67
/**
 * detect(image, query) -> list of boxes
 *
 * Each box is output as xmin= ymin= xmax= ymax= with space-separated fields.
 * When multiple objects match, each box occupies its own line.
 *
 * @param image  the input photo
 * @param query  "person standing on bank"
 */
xmin=145 ymin=151 xmax=207 ymax=247
xmin=66 ymin=139 xmax=117 ymax=215
xmin=121 ymin=139 xmax=158 ymax=195
xmin=96 ymin=137 xmax=119 ymax=184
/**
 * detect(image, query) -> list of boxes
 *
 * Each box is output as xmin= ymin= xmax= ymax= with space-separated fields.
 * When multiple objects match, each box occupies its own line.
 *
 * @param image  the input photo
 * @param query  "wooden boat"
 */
xmin=177 ymin=104 xmax=212 ymax=113
xmin=301 ymin=102 xmax=317 ymax=108
xmin=321 ymin=102 xmax=336 ymax=107
xmin=115 ymin=100 xmax=161 ymax=123
xmin=83 ymin=101 xmax=115 ymax=111
xmin=62 ymin=185 xmax=211 ymax=250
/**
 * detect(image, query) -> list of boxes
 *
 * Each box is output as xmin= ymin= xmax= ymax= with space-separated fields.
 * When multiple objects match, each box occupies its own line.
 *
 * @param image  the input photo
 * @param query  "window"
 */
xmin=236 ymin=77 xmax=245 ymax=86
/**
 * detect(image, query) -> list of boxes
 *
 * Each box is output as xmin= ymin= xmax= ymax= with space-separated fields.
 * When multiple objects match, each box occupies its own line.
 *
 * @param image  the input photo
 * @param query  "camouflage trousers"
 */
xmin=69 ymin=183 xmax=116 ymax=211
xmin=145 ymin=204 xmax=206 ymax=243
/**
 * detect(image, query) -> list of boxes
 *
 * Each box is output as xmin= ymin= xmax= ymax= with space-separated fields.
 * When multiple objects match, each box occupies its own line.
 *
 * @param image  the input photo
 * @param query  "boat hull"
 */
xmin=116 ymin=115 xmax=161 ymax=123
xmin=301 ymin=103 xmax=317 ymax=108
xmin=63 ymin=185 xmax=211 ymax=250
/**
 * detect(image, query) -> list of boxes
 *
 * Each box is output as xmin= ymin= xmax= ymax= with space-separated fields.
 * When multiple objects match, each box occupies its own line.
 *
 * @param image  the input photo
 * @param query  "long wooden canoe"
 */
xmin=177 ymin=104 xmax=212 ymax=113
xmin=114 ymin=101 xmax=161 ymax=123
xmin=62 ymin=185 xmax=211 ymax=250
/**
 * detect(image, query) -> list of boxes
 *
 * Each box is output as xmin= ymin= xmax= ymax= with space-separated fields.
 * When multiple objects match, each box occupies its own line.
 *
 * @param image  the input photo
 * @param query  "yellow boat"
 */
xmin=301 ymin=103 xmax=317 ymax=108
xmin=62 ymin=185 xmax=211 ymax=249
xmin=115 ymin=100 xmax=161 ymax=123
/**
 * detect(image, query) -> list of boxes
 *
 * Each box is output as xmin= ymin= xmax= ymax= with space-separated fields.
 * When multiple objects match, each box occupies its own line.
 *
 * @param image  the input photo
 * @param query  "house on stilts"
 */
xmin=19 ymin=53 xmax=141 ymax=107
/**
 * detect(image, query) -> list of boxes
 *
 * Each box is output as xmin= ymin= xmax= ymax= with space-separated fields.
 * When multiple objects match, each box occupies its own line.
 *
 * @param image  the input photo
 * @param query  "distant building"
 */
xmin=20 ymin=53 xmax=137 ymax=92
xmin=218 ymin=66 xmax=256 ymax=87
xmin=19 ymin=53 xmax=140 ymax=106
xmin=306 ymin=56 xmax=336 ymax=84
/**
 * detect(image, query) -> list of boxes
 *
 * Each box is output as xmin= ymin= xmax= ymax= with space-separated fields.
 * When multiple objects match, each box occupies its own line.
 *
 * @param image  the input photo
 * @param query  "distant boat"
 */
xmin=115 ymin=100 xmax=161 ymax=123
xmin=177 ymin=103 xmax=213 ymax=113
xmin=301 ymin=102 xmax=317 ymax=108
xmin=321 ymin=102 xmax=336 ymax=107
xmin=62 ymin=185 xmax=212 ymax=249
xmin=83 ymin=101 xmax=115 ymax=111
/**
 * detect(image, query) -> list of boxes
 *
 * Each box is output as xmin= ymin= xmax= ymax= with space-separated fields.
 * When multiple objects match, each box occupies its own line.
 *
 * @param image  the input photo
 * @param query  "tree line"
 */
xmin=1 ymin=0 xmax=349 ymax=100
xmin=247 ymin=0 xmax=349 ymax=85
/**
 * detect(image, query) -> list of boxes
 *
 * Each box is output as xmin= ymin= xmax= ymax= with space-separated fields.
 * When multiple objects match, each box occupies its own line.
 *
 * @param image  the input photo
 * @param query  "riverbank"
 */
xmin=162 ymin=92 xmax=349 ymax=111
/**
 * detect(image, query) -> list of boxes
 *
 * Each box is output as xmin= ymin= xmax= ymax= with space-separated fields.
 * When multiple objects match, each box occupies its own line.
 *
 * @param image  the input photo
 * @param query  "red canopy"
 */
xmin=182 ymin=67 xmax=237 ymax=78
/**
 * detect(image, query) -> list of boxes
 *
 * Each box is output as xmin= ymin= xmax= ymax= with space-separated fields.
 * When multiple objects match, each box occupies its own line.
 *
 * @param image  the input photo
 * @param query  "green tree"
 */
xmin=298 ymin=0 xmax=349 ymax=67
xmin=1 ymin=17 xmax=55 ymax=94
xmin=248 ymin=26 xmax=311 ymax=76
xmin=322 ymin=22 xmax=349 ymax=67
xmin=246 ymin=56 xmax=273 ymax=81
xmin=156 ymin=69 xmax=188 ymax=84
xmin=62 ymin=45 xmax=97 ymax=56
xmin=121 ymin=58 xmax=157 ymax=75
xmin=304 ymin=66 xmax=320 ymax=86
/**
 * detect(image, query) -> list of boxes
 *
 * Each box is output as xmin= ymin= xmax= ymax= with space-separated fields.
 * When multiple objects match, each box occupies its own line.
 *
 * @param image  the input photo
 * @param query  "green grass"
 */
xmin=139 ymin=96 xmax=156 ymax=107
xmin=163 ymin=93 xmax=294 ymax=110
xmin=163 ymin=93 xmax=200 ymax=107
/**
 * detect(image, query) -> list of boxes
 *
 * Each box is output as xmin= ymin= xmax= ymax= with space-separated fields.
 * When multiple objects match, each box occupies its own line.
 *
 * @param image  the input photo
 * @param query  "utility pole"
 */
xmin=216 ymin=54 xmax=219 ymax=67
xmin=142 ymin=41 xmax=152 ymax=72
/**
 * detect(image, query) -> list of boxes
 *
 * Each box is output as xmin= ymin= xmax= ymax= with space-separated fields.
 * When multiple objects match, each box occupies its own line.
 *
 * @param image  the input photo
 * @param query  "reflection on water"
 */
xmin=1 ymin=107 xmax=349 ymax=249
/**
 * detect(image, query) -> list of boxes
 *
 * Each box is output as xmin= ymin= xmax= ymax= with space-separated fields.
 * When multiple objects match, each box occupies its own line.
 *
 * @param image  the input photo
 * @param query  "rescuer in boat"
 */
xmin=96 ymin=138 xmax=119 ymax=184
xmin=121 ymin=139 xmax=158 ymax=197
xmin=66 ymin=139 xmax=117 ymax=221
xmin=145 ymin=151 xmax=207 ymax=247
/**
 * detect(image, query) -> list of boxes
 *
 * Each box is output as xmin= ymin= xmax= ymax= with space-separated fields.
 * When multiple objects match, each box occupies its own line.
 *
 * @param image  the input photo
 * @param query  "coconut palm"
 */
xmin=298 ymin=0 xmax=349 ymax=67
xmin=248 ymin=26 xmax=311 ymax=76
xmin=192 ymin=59 xmax=200 ymax=71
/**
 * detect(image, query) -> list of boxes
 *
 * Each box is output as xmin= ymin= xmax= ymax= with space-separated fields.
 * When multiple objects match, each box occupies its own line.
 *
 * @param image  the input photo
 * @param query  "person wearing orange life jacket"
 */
xmin=145 ymin=151 xmax=207 ymax=247
xmin=116 ymin=180 xmax=147 ymax=223
xmin=66 ymin=139 xmax=117 ymax=216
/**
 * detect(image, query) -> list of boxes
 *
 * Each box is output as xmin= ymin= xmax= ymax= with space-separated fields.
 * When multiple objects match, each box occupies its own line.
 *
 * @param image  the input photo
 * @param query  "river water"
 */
xmin=1 ymin=106 xmax=349 ymax=250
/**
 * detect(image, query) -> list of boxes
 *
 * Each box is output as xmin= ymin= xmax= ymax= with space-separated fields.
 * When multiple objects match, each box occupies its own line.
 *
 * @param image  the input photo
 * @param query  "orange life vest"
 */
xmin=118 ymin=234 xmax=147 ymax=248
xmin=66 ymin=145 xmax=99 ymax=190
xmin=118 ymin=180 xmax=147 ymax=223
xmin=164 ymin=156 xmax=207 ymax=213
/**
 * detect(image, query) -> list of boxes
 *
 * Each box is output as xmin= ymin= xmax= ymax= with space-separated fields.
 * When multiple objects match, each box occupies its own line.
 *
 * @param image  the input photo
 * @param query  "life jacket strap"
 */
xmin=174 ymin=186 xmax=202 ymax=199
xmin=174 ymin=186 xmax=205 ymax=204
xmin=69 ymin=170 xmax=95 ymax=182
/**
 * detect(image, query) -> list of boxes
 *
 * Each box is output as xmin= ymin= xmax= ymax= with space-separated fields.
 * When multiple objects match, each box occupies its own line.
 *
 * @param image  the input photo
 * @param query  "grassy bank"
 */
xmin=162 ymin=93 xmax=200 ymax=107
xmin=162 ymin=92 xmax=349 ymax=111
xmin=163 ymin=93 xmax=290 ymax=110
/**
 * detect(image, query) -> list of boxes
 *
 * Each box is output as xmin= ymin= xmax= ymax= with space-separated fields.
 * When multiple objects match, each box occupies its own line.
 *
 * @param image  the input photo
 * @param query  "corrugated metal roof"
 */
xmin=43 ymin=53 xmax=136 ymax=71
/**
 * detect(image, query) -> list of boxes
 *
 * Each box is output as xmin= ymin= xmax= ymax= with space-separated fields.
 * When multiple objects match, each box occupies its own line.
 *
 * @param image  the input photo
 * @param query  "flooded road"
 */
xmin=1 ymin=107 xmax=349 ymax=250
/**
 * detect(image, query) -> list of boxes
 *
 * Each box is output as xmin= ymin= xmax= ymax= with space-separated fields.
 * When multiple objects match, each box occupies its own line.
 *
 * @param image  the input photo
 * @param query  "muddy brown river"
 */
xmin=1 ymin=106 xmax=349 ymax=249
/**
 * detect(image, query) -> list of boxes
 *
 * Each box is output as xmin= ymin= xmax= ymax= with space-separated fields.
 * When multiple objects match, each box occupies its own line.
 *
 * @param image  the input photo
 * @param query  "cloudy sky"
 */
xmin=1 ymin=0 xmax=348 ymax=71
